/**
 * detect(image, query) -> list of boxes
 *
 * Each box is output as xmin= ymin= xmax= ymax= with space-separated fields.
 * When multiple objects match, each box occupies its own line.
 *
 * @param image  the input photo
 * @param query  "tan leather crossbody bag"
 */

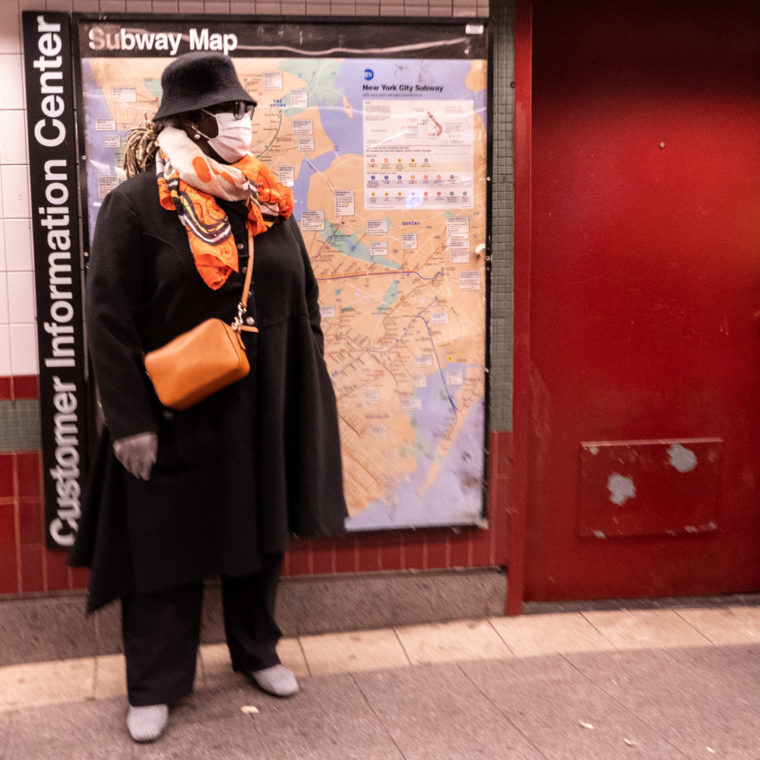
xmin=144 ymin=232 xmax=257 ymax=411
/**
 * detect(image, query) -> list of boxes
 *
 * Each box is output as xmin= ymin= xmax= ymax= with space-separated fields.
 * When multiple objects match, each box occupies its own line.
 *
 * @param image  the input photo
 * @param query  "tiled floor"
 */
xmin=1 ymin=605 xmax=760 ymax=712
xmin=3 ymin=607 xmax=760 ymax=758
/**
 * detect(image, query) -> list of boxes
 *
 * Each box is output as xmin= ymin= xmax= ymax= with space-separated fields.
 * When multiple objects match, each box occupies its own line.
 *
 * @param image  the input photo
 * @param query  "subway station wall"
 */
xmin=0 ymin=0 xmax=512 ymax=598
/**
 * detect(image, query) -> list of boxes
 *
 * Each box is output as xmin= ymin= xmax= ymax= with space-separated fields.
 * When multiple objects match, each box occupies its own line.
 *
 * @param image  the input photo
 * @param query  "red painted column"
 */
xmin=508 ymin=0 xmax=533 ymax=615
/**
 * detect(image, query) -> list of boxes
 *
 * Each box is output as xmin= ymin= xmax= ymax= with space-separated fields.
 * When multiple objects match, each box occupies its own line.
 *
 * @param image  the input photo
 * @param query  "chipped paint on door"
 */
xmin=578 ymin=439 xmax=723 ymax=539
xmin=607 ymin=473 xmax=637 ymax=507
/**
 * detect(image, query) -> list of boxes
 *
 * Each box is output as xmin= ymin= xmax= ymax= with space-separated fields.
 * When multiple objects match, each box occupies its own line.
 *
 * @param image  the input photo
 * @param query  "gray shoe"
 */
xmin=251 ymin=665 xmax=300 ymax=697
xmin=127 ymin=704 xmax=169 ymax=743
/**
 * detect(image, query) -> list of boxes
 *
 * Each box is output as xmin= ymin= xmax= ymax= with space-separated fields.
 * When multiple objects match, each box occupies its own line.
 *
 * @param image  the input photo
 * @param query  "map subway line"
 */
xmin=253 ymin=108 xmax=284 ymax=159
xmin=317 ymin=235 xmax=468 ymax=399
xmin=316 ymin=269 xmax=444 ymax=282
xmin=326 ymin=268 xmax=445 ymax=347
xmin=416 ymin=315 xmax=458 ymax=413
xmin=326 ymin=290 xmax=459 ymax=414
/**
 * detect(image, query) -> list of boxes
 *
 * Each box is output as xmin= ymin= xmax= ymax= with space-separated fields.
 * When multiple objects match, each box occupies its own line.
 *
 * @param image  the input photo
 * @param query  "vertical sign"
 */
xmin=22 ymin=12 xmax=88 ymax=548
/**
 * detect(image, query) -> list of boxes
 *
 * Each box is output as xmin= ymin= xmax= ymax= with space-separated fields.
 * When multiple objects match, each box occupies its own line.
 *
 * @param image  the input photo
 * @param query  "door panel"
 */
xmin=527 ymin=0 xmax=760 ymax=600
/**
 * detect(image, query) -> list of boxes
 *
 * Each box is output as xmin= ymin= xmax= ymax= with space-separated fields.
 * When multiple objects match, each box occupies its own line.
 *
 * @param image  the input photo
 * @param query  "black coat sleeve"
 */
xmin=86 ymin=187 xmax=158 ymax=441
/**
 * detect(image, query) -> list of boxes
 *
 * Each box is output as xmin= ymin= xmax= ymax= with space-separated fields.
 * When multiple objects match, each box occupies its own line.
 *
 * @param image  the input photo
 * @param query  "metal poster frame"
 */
xmin=70 ymin=13 xmax=492 ymax=533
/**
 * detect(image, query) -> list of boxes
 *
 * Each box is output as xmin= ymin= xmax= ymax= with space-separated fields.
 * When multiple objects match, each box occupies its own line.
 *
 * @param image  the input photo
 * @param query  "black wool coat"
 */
xmin=70 ymin=170 xmax=347 ymax=611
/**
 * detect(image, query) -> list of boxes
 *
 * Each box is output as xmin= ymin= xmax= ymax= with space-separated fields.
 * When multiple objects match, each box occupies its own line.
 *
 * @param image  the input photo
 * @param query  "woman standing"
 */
xmin=71 ymin=52 xmax=347 ymax=743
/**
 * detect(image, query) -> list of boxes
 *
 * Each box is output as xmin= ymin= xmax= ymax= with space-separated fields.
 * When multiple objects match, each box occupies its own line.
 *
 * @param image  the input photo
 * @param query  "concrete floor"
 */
xmin=2 ymin=605 xmax=760 ymax=758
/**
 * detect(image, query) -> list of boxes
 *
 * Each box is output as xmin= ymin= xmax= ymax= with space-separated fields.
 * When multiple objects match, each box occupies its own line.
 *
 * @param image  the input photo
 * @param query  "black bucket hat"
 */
xmin=154 ymin=52 xmax=256 ymax=120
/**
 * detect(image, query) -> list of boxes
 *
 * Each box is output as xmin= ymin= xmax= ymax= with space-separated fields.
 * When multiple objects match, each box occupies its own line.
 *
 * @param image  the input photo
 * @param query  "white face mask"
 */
xmin=205 ymin=112 xmax=252 ymax=162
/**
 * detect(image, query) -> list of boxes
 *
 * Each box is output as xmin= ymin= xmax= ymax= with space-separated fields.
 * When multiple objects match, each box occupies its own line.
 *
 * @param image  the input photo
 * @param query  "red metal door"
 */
xmin=524 ymin=0 xmax=760 ymax=600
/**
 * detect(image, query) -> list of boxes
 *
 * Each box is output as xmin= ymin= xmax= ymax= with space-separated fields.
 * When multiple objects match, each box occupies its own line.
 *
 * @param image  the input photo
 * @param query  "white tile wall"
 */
xmin=18 ymin=0 xmax=44 ymax=11
xmin=4 ymin=218 xmax=32 ymax=271
xmin=1 ymin=164 xmax=31 ymax=218
xmin=7 ymin=271 xmax=35 ymax=323
xmin=0 ymin=273 xmax=8 ymax=323
xmin=0 ymin=4 xmax=21 ymax=55
xmin=0 ymin=110 xmax=28 ymax=165
xmin=10 ymin=322 xmax=38 ymax=374
xmin=0 ymin=0 xmax=489 ymax=380
xmin=0 ymin=55 xmax=24 ymax=110
xmin=0 ymin=325 xmax=11 ymax=375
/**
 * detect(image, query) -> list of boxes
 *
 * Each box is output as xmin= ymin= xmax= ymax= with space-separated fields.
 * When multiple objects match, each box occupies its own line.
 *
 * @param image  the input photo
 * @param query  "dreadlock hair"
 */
xmin=122 ymin=113 xmax=205 ymax=178
xmin=121 ymin=118 xmax=163 ymax=178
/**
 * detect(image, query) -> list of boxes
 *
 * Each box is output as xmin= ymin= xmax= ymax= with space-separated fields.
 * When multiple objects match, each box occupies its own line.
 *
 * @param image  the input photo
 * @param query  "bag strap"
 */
xmin=241 ymin=229 xmax=254 ymax=309
xmin=234 ymin=229 xmax=258 ymax=333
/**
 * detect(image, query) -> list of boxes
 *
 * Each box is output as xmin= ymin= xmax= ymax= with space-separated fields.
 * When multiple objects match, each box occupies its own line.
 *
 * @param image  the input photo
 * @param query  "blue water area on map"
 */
xmin=277 ymin=59 xmax=363 ymax=159
xmin=291 ymin=153 xmax=338 ymax=220
xmin=346 ymin=384 xmax=485 ymax=530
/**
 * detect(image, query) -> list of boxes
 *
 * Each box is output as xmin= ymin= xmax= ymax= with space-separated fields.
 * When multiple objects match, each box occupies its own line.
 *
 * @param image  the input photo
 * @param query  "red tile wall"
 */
xmin=0 ymin=375 xmax=510 ymax=597
xmin=0 ymin=376 xmax=80 ymax=595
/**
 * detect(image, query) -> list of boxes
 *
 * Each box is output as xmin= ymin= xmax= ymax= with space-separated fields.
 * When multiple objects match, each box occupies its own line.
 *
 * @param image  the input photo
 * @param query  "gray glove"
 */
xmin=113 ymin=432 xmax=158 ymax=481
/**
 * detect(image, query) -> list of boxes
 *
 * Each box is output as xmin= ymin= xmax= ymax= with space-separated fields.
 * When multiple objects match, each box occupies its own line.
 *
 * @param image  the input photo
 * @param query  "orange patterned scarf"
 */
xmin=155 ymin=126 xmax=294 ymax=290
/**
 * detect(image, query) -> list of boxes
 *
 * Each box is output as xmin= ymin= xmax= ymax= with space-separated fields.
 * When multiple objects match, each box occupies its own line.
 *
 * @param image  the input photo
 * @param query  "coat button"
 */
xmin=241 ymin=266 xmax=248 ymax=274
xmin=245 ymin=317 xmax=255 ymax=325
xmin=237 ymin=242 xmax=245 ymax=250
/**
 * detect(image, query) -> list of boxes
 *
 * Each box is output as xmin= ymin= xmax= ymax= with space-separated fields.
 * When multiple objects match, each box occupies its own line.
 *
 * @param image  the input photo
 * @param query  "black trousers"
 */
xmin=121 ymin=553 xmax=283 ymax=707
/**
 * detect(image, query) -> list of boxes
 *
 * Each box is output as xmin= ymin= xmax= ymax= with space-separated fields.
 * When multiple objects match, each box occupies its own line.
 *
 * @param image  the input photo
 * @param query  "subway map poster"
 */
xmin=75 ymin=17 xmax=489 ymax=530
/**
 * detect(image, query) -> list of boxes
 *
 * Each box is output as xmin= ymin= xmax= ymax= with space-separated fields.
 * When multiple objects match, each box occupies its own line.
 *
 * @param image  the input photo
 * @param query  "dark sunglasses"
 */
xmin=202 ymin=100 xmax=256 ymax=120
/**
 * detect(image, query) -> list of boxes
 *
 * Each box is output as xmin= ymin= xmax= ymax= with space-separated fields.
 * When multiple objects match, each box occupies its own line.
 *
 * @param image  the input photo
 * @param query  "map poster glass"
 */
xmin=74 ymin=16 xmax=489 ymax=531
